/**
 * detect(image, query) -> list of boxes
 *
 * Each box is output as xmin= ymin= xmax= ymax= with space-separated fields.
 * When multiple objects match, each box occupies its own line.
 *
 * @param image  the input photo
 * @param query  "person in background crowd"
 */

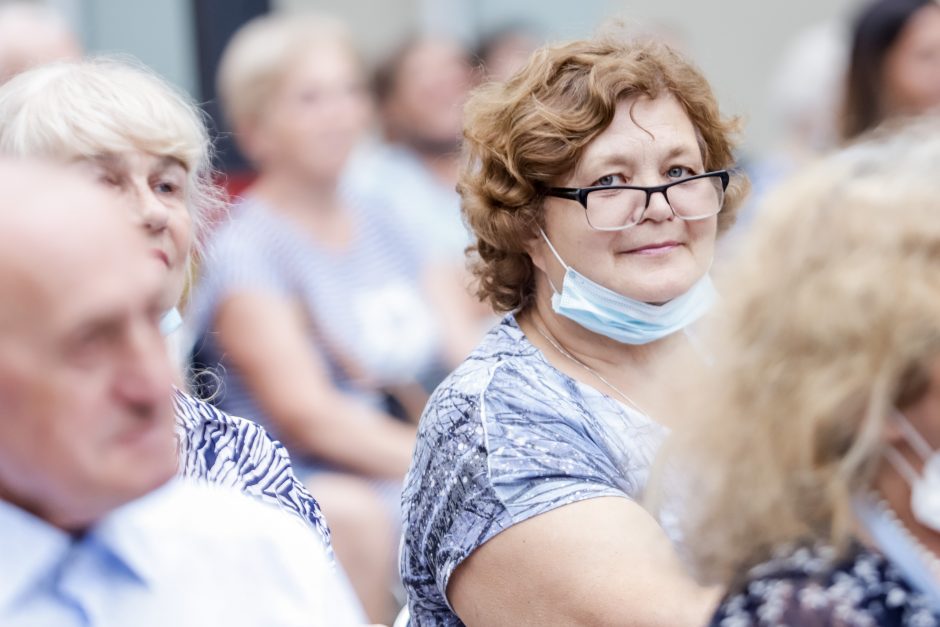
xmin=0 ymin=1 xmax=79 ymax=83
xmin=0 ymin=160 xmax=364 ymax=627
xmin=475 ymin=23 xmax=541 ymax=83
xmin=347 ymin=34 xmax=475 ymax=261
xmin=343 ymin=34 xmax=491 ymax=340
xmin=191 ymin=14 xmax=479 ymax=622
xmin=652 ymin=120 xmax=940 ymax=625
xmin=0 ymin=58 xmax=333 ymax=548
xmin=841 ymin=0 xmax=940 ymax=141
xmin=401 ymin=35 xmax=749 ymax=625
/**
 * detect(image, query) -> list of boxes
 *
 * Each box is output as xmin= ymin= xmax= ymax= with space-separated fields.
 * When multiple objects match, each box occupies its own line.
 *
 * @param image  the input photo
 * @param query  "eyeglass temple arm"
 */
xmin=545 ymin=187 xmax=588 ymax=208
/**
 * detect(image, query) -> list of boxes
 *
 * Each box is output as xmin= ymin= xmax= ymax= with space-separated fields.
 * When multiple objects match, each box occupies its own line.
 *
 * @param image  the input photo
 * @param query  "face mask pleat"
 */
xmin=539 ymin=228 xmax=715 ymax=345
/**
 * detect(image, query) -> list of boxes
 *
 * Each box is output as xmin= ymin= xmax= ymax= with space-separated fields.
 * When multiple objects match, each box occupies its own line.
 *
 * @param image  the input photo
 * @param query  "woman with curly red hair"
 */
xmin=401 ymin=35 xmax=749 ymax=625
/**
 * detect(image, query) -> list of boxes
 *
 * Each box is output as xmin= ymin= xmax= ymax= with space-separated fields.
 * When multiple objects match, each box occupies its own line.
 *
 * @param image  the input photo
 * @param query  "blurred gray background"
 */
xmin=41 ymin=0 xmax=864 ymax=158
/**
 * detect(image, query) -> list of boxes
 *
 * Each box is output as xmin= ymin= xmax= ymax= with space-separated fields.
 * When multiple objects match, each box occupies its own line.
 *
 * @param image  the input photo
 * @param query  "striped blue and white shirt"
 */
xmin=173 ymin=388 xmax=331 ymax=552
xmin=189 ymin=196 xmax=441 ymax=473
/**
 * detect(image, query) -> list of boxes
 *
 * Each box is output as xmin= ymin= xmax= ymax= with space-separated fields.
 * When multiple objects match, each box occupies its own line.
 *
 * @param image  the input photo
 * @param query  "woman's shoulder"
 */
xmin=417 ymin=316 xmax=572 ymax=434
xmin=205 ymin=197 xmax=291 ymax=258
xmin=437 ymin=315 xmax=570 ymax=397
xmin=711 ymin=543 xmax=940 ymax=627
xmin=173 ymin=388 xmax=287 ymax=468
xmin=172 ymin=389 xmax=333 ymax=550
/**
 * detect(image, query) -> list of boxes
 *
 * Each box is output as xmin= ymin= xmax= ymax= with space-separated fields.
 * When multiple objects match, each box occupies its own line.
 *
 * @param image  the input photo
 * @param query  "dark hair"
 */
xmin=474 ymin=22 xmax=540 ymax=66
xmin=842 ymin=0 xmax=933 ymax=140
xmin=371 ymin=34 xmax=473 ymax=106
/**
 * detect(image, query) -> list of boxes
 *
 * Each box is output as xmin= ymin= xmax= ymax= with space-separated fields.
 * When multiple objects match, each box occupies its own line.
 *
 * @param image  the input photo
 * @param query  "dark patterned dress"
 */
xmin=711 ymin=543 xmax=940 ymax=626
xmin=400 ymin=315 xmax=668 ymax=625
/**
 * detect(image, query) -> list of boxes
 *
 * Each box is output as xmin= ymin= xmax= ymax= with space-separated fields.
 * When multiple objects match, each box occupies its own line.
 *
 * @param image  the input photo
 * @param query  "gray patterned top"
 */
xmin=400 ymin=314 xmax=669 ymax=625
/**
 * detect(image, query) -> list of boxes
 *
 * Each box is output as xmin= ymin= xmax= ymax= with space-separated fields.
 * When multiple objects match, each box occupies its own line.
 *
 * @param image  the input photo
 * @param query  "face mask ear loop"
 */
xmin=159 ymin=307 xmax=183 ymax=337
xmin=886 ymin=446 xmax=922 ymax=486
xmin=895 ymin=410 xmax=934 ymax=463
xmin=538 ymin=227 xmax=568 ymax=295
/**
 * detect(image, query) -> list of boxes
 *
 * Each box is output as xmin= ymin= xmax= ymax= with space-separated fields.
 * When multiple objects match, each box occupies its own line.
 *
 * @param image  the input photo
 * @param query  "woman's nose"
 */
xmin=135 ymin=188 xmax=169 ymax=232
xmin=641 ymin=189 xmax=675 ymax=222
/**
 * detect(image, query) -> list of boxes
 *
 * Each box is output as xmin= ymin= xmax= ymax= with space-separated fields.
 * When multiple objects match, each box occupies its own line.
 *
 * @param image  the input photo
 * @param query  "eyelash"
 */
xmin=154 ymin=181 xmax=181 ymax=195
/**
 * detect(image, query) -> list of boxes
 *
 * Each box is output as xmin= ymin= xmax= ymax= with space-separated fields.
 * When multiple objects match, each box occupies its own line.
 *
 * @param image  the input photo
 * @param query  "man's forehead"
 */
xmin=0 ymin=160 xmax=151 ymax=329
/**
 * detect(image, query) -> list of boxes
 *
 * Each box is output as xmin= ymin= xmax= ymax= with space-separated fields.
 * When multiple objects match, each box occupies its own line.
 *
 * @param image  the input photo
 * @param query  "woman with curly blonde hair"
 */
xmin=652 ymin=120 xmax=940 ymax=625
xmin=400 ymin=34 xmax=748 ymax=625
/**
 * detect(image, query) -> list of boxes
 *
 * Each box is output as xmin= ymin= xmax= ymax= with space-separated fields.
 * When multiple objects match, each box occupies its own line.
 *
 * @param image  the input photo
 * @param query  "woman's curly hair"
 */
xmin=459 ymin=36 xmax=748 ymax=313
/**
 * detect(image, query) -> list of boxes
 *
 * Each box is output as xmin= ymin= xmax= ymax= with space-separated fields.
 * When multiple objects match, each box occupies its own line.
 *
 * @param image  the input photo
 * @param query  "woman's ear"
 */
xmin=524 ymin=229 xmax=549 ymax=275
xmin=884 ymin=412 xmax=905 ymax=446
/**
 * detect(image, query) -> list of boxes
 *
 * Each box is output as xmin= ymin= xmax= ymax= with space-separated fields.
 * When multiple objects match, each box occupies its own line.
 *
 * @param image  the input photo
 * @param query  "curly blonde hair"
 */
xmin=649 ymin=118 xmax=940 ymax=589
xmin=459 ymin=36 xmax=748 ymax=313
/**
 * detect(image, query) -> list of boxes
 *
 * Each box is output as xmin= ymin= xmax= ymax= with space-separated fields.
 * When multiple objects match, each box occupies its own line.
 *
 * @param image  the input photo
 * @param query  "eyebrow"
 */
xmin=588 ymin=142 xmax=703 ymax=168
xmin=82 ymin=153 xmax=188 ymax=173
xmin=156 ymin=156 xmax=188 ymax=173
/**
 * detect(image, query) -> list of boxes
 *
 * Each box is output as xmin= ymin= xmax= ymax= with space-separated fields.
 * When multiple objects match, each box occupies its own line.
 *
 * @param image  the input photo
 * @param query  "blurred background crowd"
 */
xmin=1 ymin=0 xmax=939 ymax=625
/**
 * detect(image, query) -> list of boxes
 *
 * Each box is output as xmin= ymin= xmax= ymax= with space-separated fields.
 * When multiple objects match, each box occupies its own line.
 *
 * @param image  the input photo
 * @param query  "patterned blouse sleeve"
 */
xmin=402 ymin=357 xmax=633 ymax=618
xmin=480 ymin=360 xmax=633 ymax=524
xmin=174 ymin=390 xmax=332 ymax=555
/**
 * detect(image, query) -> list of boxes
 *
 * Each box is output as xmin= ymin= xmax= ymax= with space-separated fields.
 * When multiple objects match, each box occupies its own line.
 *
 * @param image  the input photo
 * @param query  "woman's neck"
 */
xmin=251 ymin=170 xmax=342 ymax=218
xmin=250 ymin=170 xmax=355 ymax=249
xmin=420 ymin=151 xmax=460 ymax=189
xmin=517 ymin=287 xmax=683 ymax=419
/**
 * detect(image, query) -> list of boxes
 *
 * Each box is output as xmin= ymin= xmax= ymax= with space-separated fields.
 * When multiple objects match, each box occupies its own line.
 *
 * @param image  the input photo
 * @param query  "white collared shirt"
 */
xmin=0 ymin=479 xmax=364 ymax=626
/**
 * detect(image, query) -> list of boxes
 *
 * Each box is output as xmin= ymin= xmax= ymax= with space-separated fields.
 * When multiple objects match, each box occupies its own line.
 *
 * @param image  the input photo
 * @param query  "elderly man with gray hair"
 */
xmin=0 ymin=160 xmax=365 ymax=626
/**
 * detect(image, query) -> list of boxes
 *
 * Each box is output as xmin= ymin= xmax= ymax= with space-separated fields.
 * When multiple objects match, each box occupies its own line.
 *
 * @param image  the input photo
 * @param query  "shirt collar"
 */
xmin=88 ymin=480 xmax=182 ymax=587
xmin=0 ymin=481 xmax=183 ymax=611
xmin=0 ymin=498 xmax=73 ymax=610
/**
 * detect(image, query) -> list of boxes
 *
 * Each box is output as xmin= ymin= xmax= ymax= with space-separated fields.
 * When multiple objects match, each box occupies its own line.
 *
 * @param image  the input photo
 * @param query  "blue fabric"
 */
xmin=400 ymin=314 xmax=669 ymax=625
xmin=0 ymin=479 xmax=364 ymax=626
xmin=342 ymin=142 xmax=470 ymax=262
xmin=173 ymin=388 xmax=332 ymax=553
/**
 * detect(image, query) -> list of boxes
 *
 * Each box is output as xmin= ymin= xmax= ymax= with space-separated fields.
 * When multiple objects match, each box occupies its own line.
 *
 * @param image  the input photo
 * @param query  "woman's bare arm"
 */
xmin=448 ymin=496 xmax=718 ymax=626
xmin=215 ymin=290 xmax=416 ymax=478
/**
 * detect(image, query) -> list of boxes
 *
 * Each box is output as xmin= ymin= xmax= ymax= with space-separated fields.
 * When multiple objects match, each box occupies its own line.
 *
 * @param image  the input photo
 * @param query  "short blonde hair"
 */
xmin=216 ymin=12 xmax=353 ymax=132
xmin=651 ymin=118 xmax=940 ymax=588
xmin=0 ymin=57 xmax=221 ymax=240
xmin=459 ymin=36 xmax=749 ymax=313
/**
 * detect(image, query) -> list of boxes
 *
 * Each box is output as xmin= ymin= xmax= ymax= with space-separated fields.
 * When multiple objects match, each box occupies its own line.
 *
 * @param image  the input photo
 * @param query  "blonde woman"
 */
xmin=0 ymin=59 xmax=333 ymax=550
xmin=653 ymin=120 xmax=940 ymax=625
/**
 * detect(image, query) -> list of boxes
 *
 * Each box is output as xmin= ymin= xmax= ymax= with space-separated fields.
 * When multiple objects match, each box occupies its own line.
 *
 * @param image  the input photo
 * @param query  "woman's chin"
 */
xmin=619 ymin=271 xmax=706 ymax=305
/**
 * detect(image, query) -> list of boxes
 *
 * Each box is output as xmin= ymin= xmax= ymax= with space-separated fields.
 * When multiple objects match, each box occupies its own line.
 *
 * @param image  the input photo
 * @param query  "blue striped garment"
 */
xmin=190 ymin=196 xmax=440 ymax=472
xmin=173 ymin=388 xmax=332 ymax=552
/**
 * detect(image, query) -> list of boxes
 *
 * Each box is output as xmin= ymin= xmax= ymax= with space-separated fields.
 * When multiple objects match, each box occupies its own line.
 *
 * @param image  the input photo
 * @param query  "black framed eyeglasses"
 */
xmin=545 ymin=170 xmax=730 ymax=231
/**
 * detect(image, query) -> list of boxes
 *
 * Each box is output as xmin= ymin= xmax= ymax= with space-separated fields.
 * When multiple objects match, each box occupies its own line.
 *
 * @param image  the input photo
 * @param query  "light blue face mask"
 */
xmin=539 ymin=229 xmax=716 ymax=345
xmin=159 ymin=307 xmax=183 ymax=337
